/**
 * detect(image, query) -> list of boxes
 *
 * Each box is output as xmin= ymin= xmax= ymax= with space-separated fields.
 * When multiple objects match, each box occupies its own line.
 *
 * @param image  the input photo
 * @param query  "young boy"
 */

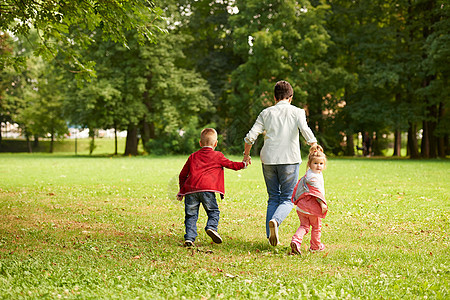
xmin=177 ymin=128 xmax=247 ymax=247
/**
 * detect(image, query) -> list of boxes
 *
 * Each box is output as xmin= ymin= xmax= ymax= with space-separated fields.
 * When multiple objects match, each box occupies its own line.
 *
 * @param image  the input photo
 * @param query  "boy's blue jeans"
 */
xmin=262 ymin=163 xmax=299 ymax=238
xmin=184 ymin=192 xmax=220 ymax=242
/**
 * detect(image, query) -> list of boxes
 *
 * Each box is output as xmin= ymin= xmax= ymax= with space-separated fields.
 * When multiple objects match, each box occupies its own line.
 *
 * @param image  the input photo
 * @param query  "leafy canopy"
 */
xmin=0 ymin=0 xmax=164 ymax=74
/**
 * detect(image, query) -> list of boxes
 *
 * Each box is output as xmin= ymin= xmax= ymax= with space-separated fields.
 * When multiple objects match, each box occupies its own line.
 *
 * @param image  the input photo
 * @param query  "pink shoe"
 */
xmin=290 ymin=241 xmax=302 ymax=255
xmin=309 ymin=243 xmax=325 ymax=252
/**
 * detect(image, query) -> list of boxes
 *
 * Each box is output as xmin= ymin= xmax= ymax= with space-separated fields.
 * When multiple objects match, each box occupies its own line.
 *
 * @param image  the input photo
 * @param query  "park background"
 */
xmin=1 ymin=0 xmax=448 ymax=158
xmin=0 ymin=1 xmax=449 ymax=299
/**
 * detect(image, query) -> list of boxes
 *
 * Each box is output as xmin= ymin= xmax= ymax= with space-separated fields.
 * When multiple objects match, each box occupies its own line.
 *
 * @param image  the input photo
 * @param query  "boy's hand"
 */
xmin=177 ymin=195 xmax=183 ymax=201
xmin=243 ymin=156 xmax=252 ymax=166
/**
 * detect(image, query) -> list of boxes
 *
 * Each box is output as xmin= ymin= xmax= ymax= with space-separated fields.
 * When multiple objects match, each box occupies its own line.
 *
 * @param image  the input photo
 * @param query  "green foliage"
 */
xmin=0 ymin=154 xmax=449 ymax=298
xmin=64 ymin=30 xmax=148 ymax=132
xmin=1 ymin=0 xmax=448 ymax=158
xmin=0 ymin=0 xmax=164 ymax=75
xmin=175 ymin=0 xmax=241 ymax=133
xmin=145 ymin=120 xmax=215 ymax=155
xmin=142 ymin=31 xmax=214 ymax=132
xmin=327 ymin=0 xmax=449 ymax=157
xmin=61 ymin=20 xmax=213 ymax=155
xmin=226 ymin=0 xmax=344 ymax=151
xmin=2 ymin=33 xmax=68 ymax=147
xmin=420 ymin=0 xmax=450 ymax=138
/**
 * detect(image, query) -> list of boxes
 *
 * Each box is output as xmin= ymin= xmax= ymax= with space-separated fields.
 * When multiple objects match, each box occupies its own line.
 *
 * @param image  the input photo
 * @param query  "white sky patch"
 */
xmin=248 ymin=35 xmax=253 ymax=47
xmin=228 ymin=5 xmax=239 ymax=14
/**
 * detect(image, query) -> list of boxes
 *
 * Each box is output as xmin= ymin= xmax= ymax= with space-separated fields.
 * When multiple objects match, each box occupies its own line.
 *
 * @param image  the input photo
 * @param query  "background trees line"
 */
xmin=0 ymin=0 xmax=448 ymax=158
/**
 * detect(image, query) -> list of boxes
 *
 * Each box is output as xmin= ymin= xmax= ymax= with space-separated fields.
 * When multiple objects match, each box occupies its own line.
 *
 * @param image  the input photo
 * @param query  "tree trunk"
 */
xmin=363 ymin=131 xmax=373 ymax=156
xmin=428 ymin=105 xmax=438 ymax=158
xmin=114 ymin=127 xmax=118 ymax=156
xmin=33 ymin=135 xmax=39 ymax=148
xmin=141 ymin=120 xmax=151 ymax=150
xmin=437 ymin=102 xmax=446 ymax=158
xmin=124 ymin=125 xmax=139 ymax=156
xmin=420 ymin=1 xmax=437 ymax=158
xmin=26 ymin=133 xmax=32 ymax=153
xmin=443 ymin=135 xmax=449 ymax=157
xmin=438 ymin=136 xmax=445 ymax=158
xmin=372 ymin=132 xmax=384 ymax=156
xmin=50 ymin=131 xmax=54 ymax=153
xmin=407 ymin=123 xmax=419 ymax=159
xmin=421 ymin=120 xmax=430 ymax=158
xmin=393 ymin=130 xmax=401 ymax=157
xmin=89 ymin=129 xmax=96 ymax=155
xmin=428 ymin=121 xmax=438 ymax=159
xmin=422 ymin=105 xmax=439 ymax=158
xmin=345 ymin=133 xmax=355 ymax=156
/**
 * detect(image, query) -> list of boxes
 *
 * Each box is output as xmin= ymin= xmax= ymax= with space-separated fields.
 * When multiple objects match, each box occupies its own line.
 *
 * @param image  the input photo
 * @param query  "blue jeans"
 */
xmin=184 ymin=192 xmax=220 ymax=242
xmin=262 ymin=163 xmax=300 ymax=238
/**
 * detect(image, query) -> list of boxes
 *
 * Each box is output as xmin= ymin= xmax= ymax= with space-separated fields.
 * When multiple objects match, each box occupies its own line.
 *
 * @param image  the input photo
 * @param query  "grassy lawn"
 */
xmin=0 ymin=154 xmax=448 ymax=299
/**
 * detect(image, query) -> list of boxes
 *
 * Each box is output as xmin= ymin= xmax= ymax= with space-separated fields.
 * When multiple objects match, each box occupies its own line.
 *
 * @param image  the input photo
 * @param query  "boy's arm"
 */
xmin=218 ymin=153 xmax=246 ymax=170
xmin=178 ymin=157 xmax=191 ymax=196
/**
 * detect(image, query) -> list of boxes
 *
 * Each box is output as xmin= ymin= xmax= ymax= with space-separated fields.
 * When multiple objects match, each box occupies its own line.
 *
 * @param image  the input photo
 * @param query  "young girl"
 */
xmin=290 ymin=145 xmax=328 ymax=255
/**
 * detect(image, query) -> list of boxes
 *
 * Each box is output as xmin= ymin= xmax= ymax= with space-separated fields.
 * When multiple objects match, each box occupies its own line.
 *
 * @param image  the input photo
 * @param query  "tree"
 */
xmin=227 ymin=0 xmax=340 ymax=153
xmin=64 ymin=29 xmax=148 ymax=155
xmin=0 ymin=33 xmax=14 ymax=146
xmin=176 ymin=0 xmax=242 ymax=134
xmin=141 ymin=30 xmax=214 ymax=155
xmin=3 ymin=56 xmax=67 ymax=153
xmin=419 ymin=0 xmax=449 ymax=157
xmin=22 ymin=60 xmax=67 ymax=153
xmin=0 ymin=0 xmax=163 ymax=76
xmin=327 ymin=0 xmax=449 ymax=158
xmin=1 ymin=29 xmax=67 ymax=152
xmin=63 ymin=23 xmax=213 ymax=156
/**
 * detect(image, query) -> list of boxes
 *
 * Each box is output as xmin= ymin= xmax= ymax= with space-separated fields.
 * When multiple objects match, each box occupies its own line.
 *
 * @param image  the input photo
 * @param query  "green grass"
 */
xmin=0 ymin=154 xmax=449 ymax=299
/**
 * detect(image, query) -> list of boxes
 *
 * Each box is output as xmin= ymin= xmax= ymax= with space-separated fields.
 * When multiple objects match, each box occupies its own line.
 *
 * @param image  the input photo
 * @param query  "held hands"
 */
xmin=243 ymin=154 xmax=252 ymax=166
xmin=177 ymin=195 xmax=183 ymax=201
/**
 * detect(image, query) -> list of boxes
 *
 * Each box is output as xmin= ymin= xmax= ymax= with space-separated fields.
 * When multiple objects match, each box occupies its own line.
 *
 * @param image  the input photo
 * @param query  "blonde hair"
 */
xmin=307 ymin=145 xmax=327 ymax=170
xmin=200 ymin=128 xmax=217 ymax=147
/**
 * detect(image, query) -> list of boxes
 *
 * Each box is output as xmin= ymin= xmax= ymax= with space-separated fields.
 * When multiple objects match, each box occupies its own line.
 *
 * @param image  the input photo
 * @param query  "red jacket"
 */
xmin=178 ymin=147 xmax=245 ymax=197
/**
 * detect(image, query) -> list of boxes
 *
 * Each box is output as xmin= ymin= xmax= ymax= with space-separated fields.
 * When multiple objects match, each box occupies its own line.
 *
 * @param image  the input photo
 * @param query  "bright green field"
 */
xmin=0 ymin=154 xmax=449 ymax=299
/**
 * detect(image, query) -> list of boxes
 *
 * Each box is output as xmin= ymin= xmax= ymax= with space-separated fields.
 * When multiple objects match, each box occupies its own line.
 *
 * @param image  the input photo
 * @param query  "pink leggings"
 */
xmin=292 ymin=211 xmax=324 ymax=251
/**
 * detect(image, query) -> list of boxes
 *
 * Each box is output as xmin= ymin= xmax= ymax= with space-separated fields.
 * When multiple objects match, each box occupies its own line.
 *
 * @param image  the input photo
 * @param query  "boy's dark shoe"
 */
xmin=206 ymin=229 xmax=223 ymax=244
xmin=184 ymin=240 xmax=194 ymax=247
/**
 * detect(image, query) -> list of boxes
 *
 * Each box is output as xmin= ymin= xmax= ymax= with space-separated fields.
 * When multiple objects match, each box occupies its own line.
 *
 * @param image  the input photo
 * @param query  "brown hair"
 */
xmin=274 ymin=80 xmax=294 ymax=101
xmin=200 ymin=128 xmax=217 ymax=147
xmin=307 ymin=145 xmax=327 ymax=170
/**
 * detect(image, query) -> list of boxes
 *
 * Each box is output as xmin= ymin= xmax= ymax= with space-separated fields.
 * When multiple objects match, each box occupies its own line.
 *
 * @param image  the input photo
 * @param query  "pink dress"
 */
xmin=291 ymin=169 xmax=327 ymax=218
xmin=290 ymin=169 xmax=327 ymax=251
